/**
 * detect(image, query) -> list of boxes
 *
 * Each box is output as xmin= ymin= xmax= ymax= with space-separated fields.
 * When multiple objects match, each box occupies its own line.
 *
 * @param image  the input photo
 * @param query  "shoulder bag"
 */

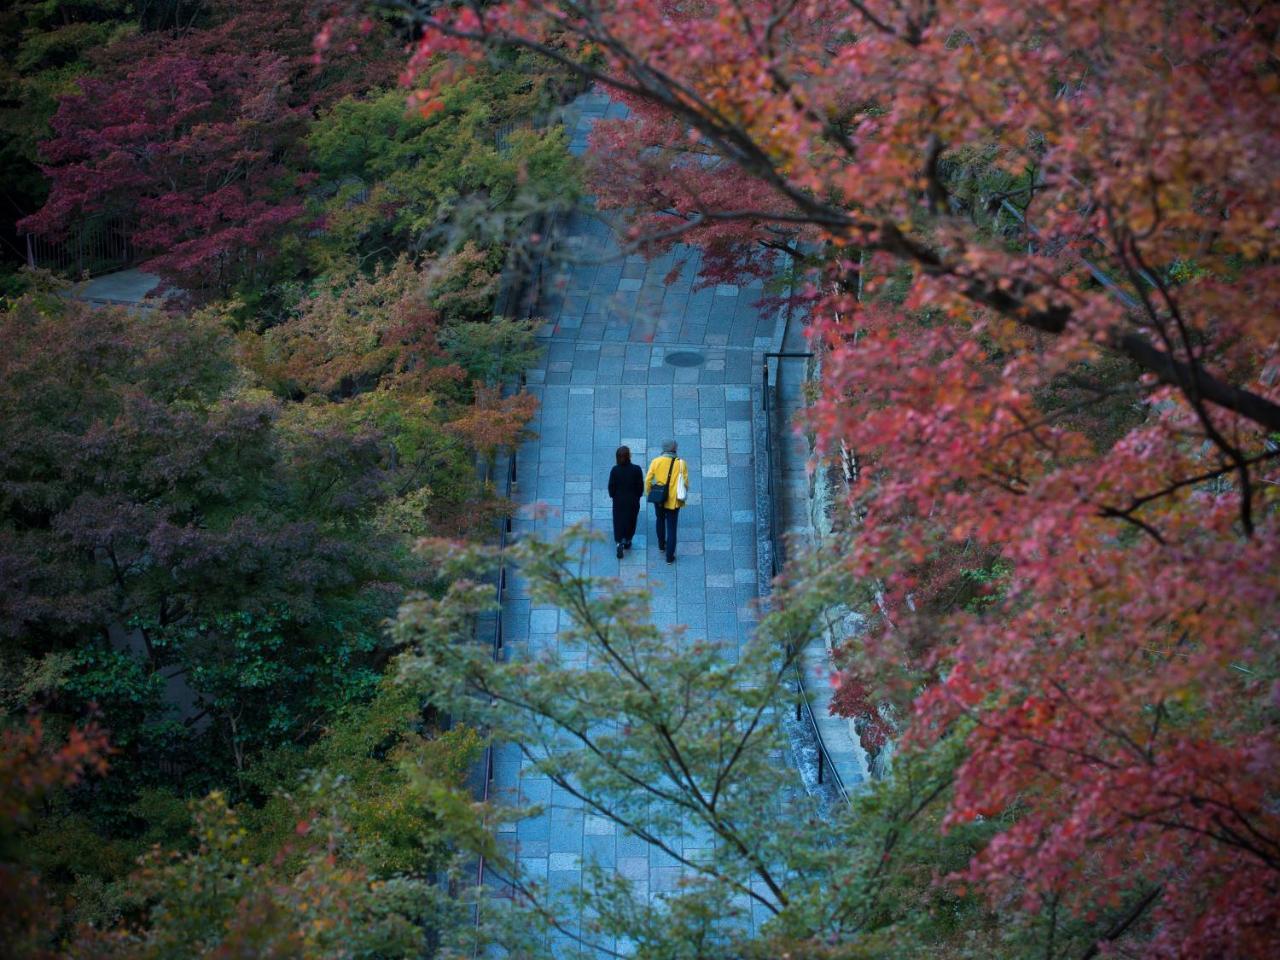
xmin=647 ymin=454 xmax=676 ymax=504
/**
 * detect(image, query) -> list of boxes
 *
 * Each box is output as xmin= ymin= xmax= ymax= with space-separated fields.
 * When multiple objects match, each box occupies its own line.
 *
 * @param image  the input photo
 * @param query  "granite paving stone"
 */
xmin=479 ymin=91 xmax=781 ymax=954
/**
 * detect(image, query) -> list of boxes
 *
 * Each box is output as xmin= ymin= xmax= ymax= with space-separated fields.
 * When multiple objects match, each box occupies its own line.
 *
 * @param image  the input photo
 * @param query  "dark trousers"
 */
xmin=612 ymin=498 xmax=640 ymax=545
xmin=654 ymin=504 xmax=680 ymax=560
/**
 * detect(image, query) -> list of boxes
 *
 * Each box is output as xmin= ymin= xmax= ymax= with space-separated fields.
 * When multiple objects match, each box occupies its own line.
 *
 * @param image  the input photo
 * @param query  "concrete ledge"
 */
xmin=67 ymin=268 xmax=172 ymax=309
xmin=753 ymin=381 xmax=845 ymax=815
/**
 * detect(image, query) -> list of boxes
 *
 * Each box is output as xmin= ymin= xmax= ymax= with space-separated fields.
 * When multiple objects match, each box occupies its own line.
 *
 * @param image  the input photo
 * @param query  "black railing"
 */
xmin=471 ymin=214 xmax=546 ymax=935
xmin=471 ymin=434 xmax=519 ymax=919
xmin=25 ymin=214 xmax=133 ymax=276
xmin=761 ymin=352 xmax=816 ymax=578
xmin=761 ymin=351 xmax=849 ymax=803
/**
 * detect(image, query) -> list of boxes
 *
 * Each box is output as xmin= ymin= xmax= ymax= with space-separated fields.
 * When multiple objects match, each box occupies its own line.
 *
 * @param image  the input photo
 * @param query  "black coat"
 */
xmin=608 ymin=463 xmax=644 ymax=541
xmin=609 ymin=463 xmax=644 ymax=503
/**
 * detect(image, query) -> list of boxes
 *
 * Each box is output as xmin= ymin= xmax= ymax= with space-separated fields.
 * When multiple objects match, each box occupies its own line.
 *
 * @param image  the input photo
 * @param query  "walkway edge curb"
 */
xmin=752 ymin=311 xmax=845 ymax=816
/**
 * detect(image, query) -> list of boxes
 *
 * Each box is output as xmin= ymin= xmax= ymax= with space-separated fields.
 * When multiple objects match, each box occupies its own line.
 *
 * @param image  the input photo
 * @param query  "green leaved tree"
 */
xmin=390 ymin=532 xmax=1036 ymax=959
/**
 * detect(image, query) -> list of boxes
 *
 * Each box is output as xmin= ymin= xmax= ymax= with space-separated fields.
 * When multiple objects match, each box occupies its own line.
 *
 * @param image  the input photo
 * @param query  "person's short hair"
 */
xmin=616 ymin=445 xmax=631 ymax=465
xmin=662 ymin=439 xmax=677 ymax=453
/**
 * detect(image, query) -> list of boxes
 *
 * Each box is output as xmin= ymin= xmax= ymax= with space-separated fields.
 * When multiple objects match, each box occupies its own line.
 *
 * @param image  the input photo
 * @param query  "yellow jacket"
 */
xmin=645 ymin=454 xmax=689 ymax=509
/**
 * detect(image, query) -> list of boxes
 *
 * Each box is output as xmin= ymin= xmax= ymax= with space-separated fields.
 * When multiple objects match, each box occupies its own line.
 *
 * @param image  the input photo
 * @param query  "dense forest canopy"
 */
xmin=2 ymin=1 xmax=571 ymax=953
xmin=3 ymin=0 xmax=1278 ymax=958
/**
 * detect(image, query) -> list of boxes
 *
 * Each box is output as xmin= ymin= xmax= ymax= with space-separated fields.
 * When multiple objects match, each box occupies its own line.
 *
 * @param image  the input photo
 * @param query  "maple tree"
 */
xmin=62 ymin=782 xmax=455 ymax=959
xmin=19 ymin=40 xmax=307 ymax=292
xmin=245 ymin=253 xmax=538 ymax=534
xmin=11 ymin=1 xmax=577 ymax=305
xmin=0 ymin=283 xmax=533 ymax=948
xmin=393 ymin=532 xmax=1042 ymax=956
xmin=15 ymin=0 xmax=400 ymax=293
xmin=400 ymin=1 xmax=1280 ymax=954
xmin=303 ymin=70 xmax=579 ymax=280
xmin=0 ymin=716 xmax=109 ymax=959
xmin=2 ymin=2 xmax=553 ymax=953
xmin=1 ymin=666 xmax=481 ymax=957
xmin=0 ymin=1 xmax=188 ymax=286
xmin=0 ymin=1 xmax=139 ymax=180
xmin=252 ymin=254 xmax=463 ymax=400
xmin=2 ymin=261 xmax=537 ymax=772
xmin=0 ymin=292 xmax=414 ymax=785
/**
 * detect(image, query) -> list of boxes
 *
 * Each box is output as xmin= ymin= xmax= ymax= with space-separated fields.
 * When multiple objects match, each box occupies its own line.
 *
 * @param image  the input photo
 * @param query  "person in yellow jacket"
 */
xmin=644 ymin=440 xmax=690 ymax=564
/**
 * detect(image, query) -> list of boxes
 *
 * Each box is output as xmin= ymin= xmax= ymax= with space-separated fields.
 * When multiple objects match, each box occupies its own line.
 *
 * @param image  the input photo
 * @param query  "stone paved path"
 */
xmin=485 ymin=91 xmax=781 ymax=955
xmin=71 ymin=268 xmax=164 ymax=305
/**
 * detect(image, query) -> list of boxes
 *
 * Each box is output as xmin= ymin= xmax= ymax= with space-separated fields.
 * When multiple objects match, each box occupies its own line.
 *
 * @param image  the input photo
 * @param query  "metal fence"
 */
xmin=470 ymin=212 xmax=548 ymax=935
xmin=25 ymin=214 xmax=133 ymax=276
xmin=761 ymin=350 xmax=849 ymax=804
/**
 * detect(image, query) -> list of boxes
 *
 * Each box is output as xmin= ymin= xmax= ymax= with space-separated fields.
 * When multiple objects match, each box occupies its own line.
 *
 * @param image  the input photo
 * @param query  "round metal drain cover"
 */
xmin=665 ymin=350 xmax=706 ymax=368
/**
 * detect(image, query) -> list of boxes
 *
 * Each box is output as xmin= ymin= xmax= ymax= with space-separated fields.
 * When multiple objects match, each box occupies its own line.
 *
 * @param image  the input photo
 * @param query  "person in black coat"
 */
xmin=608 ymin=445 xmax=644 ymax=559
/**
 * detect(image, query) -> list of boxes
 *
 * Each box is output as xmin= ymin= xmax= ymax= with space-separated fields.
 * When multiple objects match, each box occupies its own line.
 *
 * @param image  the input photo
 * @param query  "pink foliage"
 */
xmin=401 ymin=1 xmax=1280 ymax=953
xmin=21 ymin=44 xmax=306 ymax=290
xmin=18 ymin=0 xmax=397 ymax=291
xmin=587 ymin=95 xmax=800 ymax=288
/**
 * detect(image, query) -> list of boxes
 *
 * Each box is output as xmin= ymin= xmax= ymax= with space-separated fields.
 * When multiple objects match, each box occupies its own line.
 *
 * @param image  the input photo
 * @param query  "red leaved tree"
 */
xmin=1 ymin=717 xmax=109 ymax=959
xmin=20 ymin=49 xmax=305 ymax=291
xmin=586 ymin=94 xmax=807 ymax=287
xmin=395 ymin=1 xmax=1280 ymax=954
xmin=19 ymin=0 xmax=398 ymax=292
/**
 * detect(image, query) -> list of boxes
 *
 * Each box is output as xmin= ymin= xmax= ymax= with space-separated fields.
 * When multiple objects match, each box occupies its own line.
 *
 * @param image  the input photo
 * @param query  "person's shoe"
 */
xmin=623 ymin=541 xmax=632 ymax=550
xmin=616 ymin=543 xmax=624 ymax=559
xmin=657 ymin=542 xmax=666 ymax=553
xmin=666 ymin=555 xmax=675 ymax=564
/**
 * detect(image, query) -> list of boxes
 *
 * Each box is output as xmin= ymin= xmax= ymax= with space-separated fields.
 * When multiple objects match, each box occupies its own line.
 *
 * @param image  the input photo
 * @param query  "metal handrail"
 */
xmin=471 ymin=214 xmax=545 ymax=936
xmin=25 ymin=213 xmax=133 ymax=276
xmin=761 ymin=351 xmax=849 ymax=804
